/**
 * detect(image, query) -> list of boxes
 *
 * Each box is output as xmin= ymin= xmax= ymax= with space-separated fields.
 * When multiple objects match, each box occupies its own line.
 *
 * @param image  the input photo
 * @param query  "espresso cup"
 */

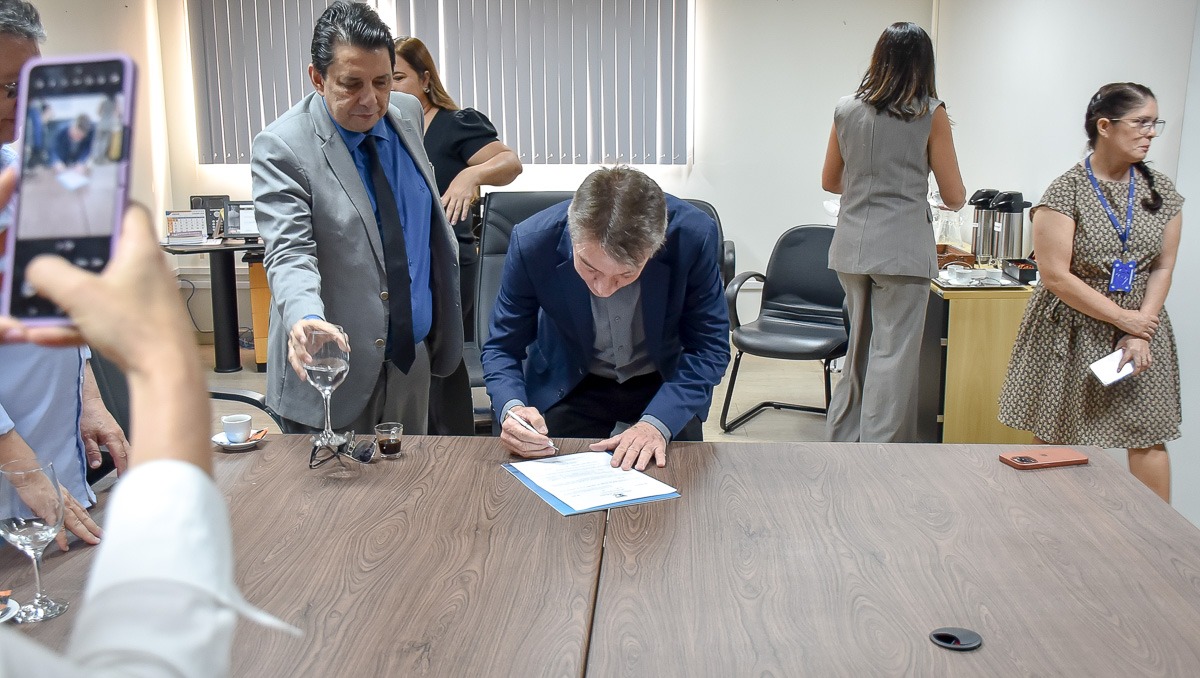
xmin=222 ymin=414 xmax=253 ymax=444
xmin=374 ymin=422 xmax=404 ymax=459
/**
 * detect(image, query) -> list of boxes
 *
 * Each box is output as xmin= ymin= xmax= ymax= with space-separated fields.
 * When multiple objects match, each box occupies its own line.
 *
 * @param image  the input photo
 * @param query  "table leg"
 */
xmin=209 ymin=249 xmax=242 ymax=373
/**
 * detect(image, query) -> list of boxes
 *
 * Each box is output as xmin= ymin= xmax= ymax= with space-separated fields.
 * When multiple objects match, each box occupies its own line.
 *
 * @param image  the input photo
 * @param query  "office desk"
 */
xmin=163 ymin=240 xmax=265 ymax=373
xmin=918 ymin=282 xmax=1034 ymax=443
xmin=11 ymin=438 xmax=1200 ymax=676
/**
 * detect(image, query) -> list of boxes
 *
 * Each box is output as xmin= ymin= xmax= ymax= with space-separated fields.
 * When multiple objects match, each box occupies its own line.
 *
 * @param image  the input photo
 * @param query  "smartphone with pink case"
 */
xmin=2 ymin=54 xmax=136 ymax=324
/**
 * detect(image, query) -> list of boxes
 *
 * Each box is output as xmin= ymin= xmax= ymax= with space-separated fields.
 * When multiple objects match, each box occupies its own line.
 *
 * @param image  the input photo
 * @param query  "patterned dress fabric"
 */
xmin=999 ymin=164 xmax=1184 ymax=448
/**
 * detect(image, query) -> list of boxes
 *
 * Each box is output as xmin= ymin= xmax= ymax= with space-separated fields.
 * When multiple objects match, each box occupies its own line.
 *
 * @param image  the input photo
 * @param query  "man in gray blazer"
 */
xmin=251 ymin=2 xmax=461 ymax=436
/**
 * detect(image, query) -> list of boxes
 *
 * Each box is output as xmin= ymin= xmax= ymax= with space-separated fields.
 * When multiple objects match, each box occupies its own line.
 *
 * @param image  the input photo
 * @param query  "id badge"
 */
xmin=1109 ymin=258 xmax=1136 ymax=293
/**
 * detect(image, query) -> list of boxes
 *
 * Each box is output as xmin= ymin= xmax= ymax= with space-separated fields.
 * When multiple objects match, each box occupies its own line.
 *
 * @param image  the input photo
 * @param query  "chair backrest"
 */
xmin=683 ymin=199 xmax=734 ymax=285
xmin=476 ymin=191 xmax=575 ymax=347
xmin=760 ymin=225 xmax=845 ymax=323
xmin=684 ymin=198 xmax=722 ymax=242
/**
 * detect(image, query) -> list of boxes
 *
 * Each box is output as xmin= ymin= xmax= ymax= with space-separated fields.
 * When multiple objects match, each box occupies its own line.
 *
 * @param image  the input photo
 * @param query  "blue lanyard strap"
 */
xmin=1084 ymin=155 xmax=1135 ymax=254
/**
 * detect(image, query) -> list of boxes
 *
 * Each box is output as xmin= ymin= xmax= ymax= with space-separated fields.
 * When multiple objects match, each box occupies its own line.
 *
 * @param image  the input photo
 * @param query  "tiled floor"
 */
xmin=203 ymin=344 xmax=836 ymax=443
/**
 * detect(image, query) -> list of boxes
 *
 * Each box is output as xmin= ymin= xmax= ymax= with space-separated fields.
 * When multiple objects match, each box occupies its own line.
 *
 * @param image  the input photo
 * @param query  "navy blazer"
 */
xmin=481 ymin=195 xmax=730 ymax=437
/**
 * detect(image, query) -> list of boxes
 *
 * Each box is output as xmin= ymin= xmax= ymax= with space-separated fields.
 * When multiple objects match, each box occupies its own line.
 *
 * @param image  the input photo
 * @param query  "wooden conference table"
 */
xmin=9 ymin=436 xmax=1200 ymax=676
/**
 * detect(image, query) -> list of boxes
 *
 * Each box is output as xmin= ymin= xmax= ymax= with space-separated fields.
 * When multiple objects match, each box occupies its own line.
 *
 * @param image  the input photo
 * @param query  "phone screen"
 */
xmin=4 ymin=56 xmax=133 ymax=321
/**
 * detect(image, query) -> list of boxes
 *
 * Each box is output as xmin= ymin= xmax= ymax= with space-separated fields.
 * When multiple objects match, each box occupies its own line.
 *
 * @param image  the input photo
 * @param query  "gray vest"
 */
xmin=827 ymin=95 xmax=940 ymax=278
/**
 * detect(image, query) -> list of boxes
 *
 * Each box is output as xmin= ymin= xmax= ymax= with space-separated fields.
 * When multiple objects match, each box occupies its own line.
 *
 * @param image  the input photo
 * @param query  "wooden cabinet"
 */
xmin=917 ymin=282 xmax=1035 ymax=443
xmin=247 ymin=257 xmax=270 ymax=372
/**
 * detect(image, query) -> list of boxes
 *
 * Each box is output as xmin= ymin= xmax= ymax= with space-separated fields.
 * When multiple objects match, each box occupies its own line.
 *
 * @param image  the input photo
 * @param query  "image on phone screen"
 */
xmin=5 ymin=56 xmax=132 ymax=321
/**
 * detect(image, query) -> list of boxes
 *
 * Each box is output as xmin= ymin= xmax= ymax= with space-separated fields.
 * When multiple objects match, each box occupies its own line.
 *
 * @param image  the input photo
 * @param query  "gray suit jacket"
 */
xmin=251 ymin=92 xmax=462 ymax=428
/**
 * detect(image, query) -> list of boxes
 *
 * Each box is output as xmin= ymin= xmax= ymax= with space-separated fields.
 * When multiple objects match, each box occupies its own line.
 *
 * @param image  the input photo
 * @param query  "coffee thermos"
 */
xmin=990 ymin=191 xmax=1032 ymax=260
xmin=969 ymin=189 xmax=1000 ymax=263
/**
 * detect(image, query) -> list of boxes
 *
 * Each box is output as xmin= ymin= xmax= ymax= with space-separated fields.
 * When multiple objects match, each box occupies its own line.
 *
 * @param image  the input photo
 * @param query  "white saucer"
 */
xmin=211 ymin=430 xmax=264 ymax=452
xmin=0 ymin=598 xmax=18 ymax=624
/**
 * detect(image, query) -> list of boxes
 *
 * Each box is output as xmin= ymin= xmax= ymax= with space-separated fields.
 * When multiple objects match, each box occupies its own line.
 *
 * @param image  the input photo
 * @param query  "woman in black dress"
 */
xmin=392 ymin=36 xmax=523 ymax=435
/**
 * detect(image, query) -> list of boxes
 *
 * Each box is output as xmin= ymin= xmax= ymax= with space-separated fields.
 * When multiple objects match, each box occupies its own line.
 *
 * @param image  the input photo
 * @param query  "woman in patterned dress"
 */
xmin=999 ymin=83 xmax=1183 ymax=502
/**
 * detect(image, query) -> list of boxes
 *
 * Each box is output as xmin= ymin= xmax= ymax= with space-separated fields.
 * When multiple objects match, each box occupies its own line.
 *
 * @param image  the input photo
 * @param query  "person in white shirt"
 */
xmin=0 ymin=166 xmax=298 ymax=674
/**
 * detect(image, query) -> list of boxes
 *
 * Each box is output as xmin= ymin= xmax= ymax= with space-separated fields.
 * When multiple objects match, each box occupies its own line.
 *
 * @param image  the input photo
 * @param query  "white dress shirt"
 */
xmin=0 ymin=460 xmax=299 ymax=677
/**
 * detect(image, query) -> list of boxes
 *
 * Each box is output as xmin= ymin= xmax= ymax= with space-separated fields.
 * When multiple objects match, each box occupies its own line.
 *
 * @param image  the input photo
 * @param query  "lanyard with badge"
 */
xmin=1084 ymin=155 xmax=1136 ymax=293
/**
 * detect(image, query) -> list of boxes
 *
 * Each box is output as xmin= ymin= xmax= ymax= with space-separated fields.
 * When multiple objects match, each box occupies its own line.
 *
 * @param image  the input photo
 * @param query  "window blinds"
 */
xmin=187 ymin=0 xmax=689 ymax=165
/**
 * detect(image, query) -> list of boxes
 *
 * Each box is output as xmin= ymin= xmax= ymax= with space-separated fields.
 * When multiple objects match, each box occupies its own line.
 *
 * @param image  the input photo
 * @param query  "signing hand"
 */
xmin=440 ymin=171 xmax=480 ymax=226
xmin=1114 ymin=309 xmax=1159 ymax=340
xmin=591 ymin=421 xmax=667 ymax=472
xmin=500 ymin=406 xmax=555 ymax=458
xmin=287 ymin=318 xmax=348 ymax=380
xmin=1116 ymin=335 xmax=1153 ymax=376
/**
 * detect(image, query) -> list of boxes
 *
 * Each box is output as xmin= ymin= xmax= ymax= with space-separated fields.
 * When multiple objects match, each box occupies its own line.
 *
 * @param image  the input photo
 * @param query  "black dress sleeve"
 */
xmin=449 ymin=108 xmax=501 ymax=162
xmin=423 ymin=108 xmax=503 ymax=196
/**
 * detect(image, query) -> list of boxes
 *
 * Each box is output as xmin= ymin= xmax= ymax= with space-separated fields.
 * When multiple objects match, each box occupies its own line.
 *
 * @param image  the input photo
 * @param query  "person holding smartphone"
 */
xmin=0 ymin=169 xmax=297 ymax=673
xmin=999 ymin=83 xmax=1184 ymax=502
xmin=0 ymin=0 xmax=121 ymax=550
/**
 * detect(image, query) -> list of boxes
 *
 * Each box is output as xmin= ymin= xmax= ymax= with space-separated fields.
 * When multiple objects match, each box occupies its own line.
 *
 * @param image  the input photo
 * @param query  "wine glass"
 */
xmin=0 ymin=460 xmax=69 ymax=623
xmin=304 ymin=326 xmax=350 ymax=448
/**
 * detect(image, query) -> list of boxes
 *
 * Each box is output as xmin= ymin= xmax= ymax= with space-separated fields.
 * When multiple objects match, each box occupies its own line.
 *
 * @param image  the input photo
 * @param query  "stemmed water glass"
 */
xmin=304 ymin=326 xmax=350 ymax=448
xmin=0 ymin=460 xmax=69 ymax=623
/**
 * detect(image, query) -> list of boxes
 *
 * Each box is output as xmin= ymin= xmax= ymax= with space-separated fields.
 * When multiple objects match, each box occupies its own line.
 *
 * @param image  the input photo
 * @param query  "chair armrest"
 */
xmin=725 ymin=271 xmax=764 ymax=330
xmin=209 ymin=387 xmax=282 ymax=428
xmin=721 ymin=240 xmax=736 ymax=287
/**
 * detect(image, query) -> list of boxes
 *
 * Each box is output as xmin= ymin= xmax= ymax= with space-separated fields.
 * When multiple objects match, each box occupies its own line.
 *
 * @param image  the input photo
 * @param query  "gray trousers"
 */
xmin=826 ymin=272 xmax=929 ymax=443
xmin=282 ymin=341 xmax=431 ymax=436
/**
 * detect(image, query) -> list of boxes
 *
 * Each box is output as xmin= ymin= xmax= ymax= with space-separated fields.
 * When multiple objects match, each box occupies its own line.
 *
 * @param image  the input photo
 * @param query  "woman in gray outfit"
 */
xmin=821 ymin=22 xmax=965 ymax=442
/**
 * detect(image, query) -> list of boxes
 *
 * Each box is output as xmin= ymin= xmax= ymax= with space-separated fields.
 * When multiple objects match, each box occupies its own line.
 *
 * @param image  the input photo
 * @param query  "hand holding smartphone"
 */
xmin=1 ymin=54 xmax=135 ymax=324
xmin=999 ymin=448 xmax=1090 ymax=470
xmin=1089 ymin=349 xmax=1134 ymax=386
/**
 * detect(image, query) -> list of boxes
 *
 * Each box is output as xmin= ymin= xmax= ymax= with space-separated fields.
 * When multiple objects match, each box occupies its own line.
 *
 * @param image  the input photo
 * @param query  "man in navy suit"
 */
xmin=482 ymin=167 xmax=729 ymax=471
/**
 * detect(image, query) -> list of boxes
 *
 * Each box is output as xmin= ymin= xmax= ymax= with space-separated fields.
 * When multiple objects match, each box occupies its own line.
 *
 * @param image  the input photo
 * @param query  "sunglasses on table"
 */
xmin=309 ymin=438 xmax=377 ymax=469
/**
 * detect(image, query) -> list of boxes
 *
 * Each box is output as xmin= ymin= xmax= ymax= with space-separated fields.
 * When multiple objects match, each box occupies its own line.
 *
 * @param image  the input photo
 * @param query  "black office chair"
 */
xmin=719 ymin=224 xmax=847 ymax=432
xmin=466 ymin=191 xmax=576 ymax=433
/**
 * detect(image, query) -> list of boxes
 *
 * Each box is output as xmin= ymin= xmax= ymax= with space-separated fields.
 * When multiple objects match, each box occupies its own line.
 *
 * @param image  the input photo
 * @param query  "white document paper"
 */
xmin=1089 ymin=349 xmax=1134 ymax=386
xmin=509 ymin=452 xmax=678 ymax=512
xmin=56 ymin=169 xmax=90 ymax=191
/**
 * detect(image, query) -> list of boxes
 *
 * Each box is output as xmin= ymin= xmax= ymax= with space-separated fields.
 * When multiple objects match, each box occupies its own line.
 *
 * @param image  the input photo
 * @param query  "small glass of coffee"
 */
xmin=374 ymin=422 xmax=404 ymax=459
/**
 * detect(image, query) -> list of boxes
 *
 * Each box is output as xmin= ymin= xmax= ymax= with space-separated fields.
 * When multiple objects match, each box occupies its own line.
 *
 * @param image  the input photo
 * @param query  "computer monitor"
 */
xmin=226 ymin=200 xmax=259 ymax=240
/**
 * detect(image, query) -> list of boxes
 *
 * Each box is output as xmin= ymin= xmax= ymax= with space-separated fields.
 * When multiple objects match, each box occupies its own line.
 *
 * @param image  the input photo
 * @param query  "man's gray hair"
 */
xmin=0 ymin=0 xmax=45 ymax=41
xmin=567 ymin=166 xmax=667 ymax=266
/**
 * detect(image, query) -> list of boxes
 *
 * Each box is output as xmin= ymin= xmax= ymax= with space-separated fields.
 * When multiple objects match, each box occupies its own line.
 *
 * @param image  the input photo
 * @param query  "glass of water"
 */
xmin=304 ymin=326 xmax=350 ymax=448
xmin=0 ymin=460 xmax=68 ymax=623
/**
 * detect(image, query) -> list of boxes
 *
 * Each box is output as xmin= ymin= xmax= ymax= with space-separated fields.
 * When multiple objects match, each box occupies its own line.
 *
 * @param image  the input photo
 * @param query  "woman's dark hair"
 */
xmin=855 ymin=22 xmax=937 ymax=121
xmin=394 ymin=36 xmax=458 ymax=110
xmin=311 ymin=1 xmax=394 ymax=77
xmin=1086 ymin=82 xmax=1162 ymax=212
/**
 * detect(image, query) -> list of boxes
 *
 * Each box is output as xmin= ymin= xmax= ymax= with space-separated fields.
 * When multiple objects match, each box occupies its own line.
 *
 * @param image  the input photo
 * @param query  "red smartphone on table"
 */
xmin=999 ymin=448 xmax=1090 ymax=470
xmin=1 ymin=54 xmax=135 ymax=324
